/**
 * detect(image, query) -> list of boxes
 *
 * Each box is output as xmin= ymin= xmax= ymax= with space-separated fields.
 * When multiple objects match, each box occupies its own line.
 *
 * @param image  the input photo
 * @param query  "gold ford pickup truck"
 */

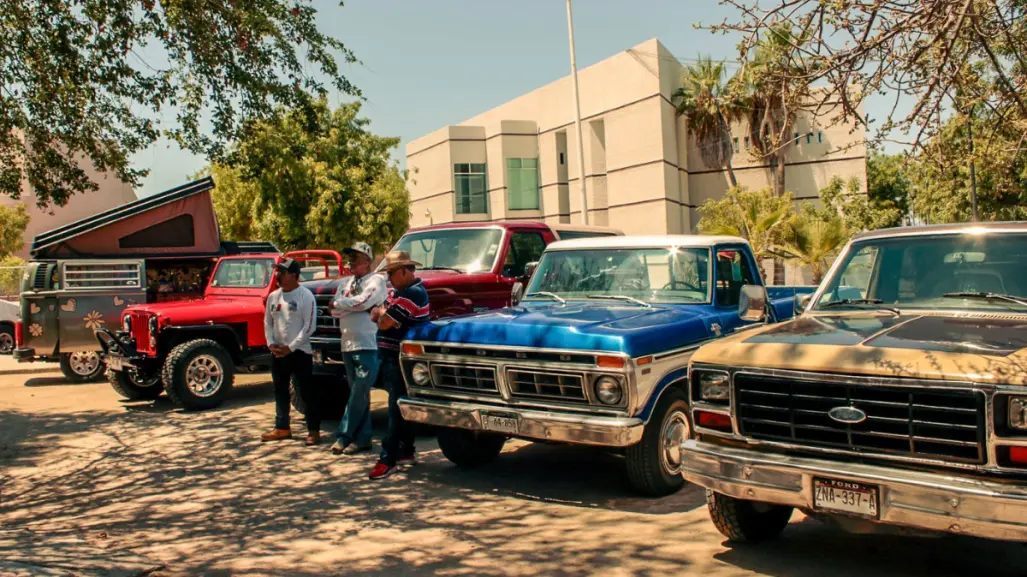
xmin=680 ymin=222 xmax=1027 ymax=543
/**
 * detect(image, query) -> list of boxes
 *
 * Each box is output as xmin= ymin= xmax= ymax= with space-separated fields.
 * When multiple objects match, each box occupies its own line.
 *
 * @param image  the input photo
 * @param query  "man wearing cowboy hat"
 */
xmin=367 ymin=250 xmax=430 ymax=480
xmin=328 ymin=241 xmax=387 ymax=455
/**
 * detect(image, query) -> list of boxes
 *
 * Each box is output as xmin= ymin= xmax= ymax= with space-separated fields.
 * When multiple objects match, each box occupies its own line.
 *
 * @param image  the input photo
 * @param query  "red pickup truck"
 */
xmin=300 ymin=221 xmax=621 ymax=417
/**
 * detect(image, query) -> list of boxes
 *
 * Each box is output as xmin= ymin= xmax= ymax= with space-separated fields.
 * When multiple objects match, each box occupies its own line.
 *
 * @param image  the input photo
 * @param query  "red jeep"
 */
xmin=96 ymin=250 xmax=346 ymax=410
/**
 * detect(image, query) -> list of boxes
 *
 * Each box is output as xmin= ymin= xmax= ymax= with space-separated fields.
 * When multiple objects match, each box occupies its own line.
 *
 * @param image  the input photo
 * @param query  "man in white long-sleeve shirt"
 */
xmin=329 ymin=242 xmax=387 ymax=455
xmin=261 ymin=258 xmax=319 ymax=445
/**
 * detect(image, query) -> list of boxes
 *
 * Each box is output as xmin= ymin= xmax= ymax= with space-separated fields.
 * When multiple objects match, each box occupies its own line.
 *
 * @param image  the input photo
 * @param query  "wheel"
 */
xmin=0 ymin=324 xmax=14 ymax=354
xmin=706 ymin=490 xmax=793 ymax=543
xmin=436 ymin=427 xmax=506 ymax=467
xmin=59 ymin=351 xmax=107 ymax=383
xmin=162 ymin=339 xmax=235 ymax=410
xmin=107 ymin=367 xmax=163 ymax=401
xmin=290 ymin=374 xmax=350 ymax=420
xmin=626 ymin=387 xmax=690 ymax=496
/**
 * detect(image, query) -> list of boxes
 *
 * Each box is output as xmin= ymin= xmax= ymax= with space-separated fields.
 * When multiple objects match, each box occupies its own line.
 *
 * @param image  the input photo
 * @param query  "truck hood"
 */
xmin=404 ymin=302 xmax=713 ymax=357
xmin=692 ymin=312 xmax=1027 ymax=385
xmin=124 ymin=294 xmax=263 ymax=324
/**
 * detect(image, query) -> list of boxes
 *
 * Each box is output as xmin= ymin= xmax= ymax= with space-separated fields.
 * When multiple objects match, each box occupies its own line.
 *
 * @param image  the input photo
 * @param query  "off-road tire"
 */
xmin=437 ymin=428 xmax=506 ymax=467
xmin=626 ymin=387 xmax=690 ymax=497
xmin=162 ymin=339 xmax=235 ymax=411
xmin=108 ymin=368 xmax=163 ymax=401
xmin=707 ymin=490 xmax=793 ymax=543
xmin=290 ymin=375 xmax=350 ymax=421
xmin=59 ymin=352 xmax=107 ymax=383
xmin=0 ymin=324 xmax=14 ymax=354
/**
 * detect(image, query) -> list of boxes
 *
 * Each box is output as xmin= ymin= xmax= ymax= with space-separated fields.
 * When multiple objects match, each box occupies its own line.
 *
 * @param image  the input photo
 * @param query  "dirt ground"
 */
xmin=3 ymin=370 xmax=1027 ymax=576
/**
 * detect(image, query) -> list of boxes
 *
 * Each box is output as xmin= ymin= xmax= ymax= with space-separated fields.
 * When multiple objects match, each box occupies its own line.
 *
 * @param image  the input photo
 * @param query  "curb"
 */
xmin=0 ymin=366 xmax=62 ymax=376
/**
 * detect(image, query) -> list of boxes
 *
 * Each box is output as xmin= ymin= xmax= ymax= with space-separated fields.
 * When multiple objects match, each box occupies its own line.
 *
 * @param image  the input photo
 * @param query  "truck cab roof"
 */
xmin=544 ymin=235 xmax=749 ymax=251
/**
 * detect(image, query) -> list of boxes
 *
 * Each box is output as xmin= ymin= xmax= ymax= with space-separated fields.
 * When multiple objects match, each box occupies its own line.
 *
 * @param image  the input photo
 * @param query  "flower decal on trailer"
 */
xmin=28 ymin=323 xmax=43 ymax=337
xmin=83 ymin=311 xmax=105 ymax=330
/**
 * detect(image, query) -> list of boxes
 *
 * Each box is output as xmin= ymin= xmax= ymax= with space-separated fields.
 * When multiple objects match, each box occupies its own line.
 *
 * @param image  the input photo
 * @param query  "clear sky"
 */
xmin=126 ymin=0 xmax=837 ymax=197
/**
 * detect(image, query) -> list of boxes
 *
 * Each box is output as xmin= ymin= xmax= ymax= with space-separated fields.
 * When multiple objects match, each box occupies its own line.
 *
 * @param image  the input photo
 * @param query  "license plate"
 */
xmin=313 ymin=350 xmax=323 ymax=365
xmin=814 ymin=478 xmax=879 ymax=518
xmin=481 ymin=412 xmax=518 ymax=435
xmin=108 ymin=356 xmax=124 ymax=371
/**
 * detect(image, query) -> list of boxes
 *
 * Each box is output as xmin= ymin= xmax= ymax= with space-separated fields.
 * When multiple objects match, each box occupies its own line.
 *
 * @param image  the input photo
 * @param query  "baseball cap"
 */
xmin=343 ymin=242 xmax=373 ymax=261
xmin=275 ymin=258 xmax=302 ymax=275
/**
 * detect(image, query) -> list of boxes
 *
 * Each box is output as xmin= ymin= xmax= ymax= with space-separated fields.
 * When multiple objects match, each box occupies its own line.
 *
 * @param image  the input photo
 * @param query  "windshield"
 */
xmin=523 ymin=247 xmax=710 ymax=303
xmin=300 ymin=266 xmax=339 ymax=281
xmin=391 ymin=228 xmax=504 ymax=273
xmin=210 ymin=258 xmax=275 ymax=288
xmin=815 ymin=233 xmax=1027 ymax=312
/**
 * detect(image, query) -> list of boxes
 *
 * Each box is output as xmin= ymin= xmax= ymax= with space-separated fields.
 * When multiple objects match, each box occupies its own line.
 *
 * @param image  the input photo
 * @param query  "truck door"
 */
xmin=56 ymin=259 xmax=146 ymax=352
xmin=20 ymin=261 xmax=60 ymax=357
xmin=710 ymin=245 xmax=762 ymax=336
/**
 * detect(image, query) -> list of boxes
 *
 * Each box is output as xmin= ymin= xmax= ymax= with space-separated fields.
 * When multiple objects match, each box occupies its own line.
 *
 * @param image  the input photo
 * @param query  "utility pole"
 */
xmin=967 ymin=104 xmax=980 ymax=222
xmin=566 ymin=0 xmax=589 ymax=224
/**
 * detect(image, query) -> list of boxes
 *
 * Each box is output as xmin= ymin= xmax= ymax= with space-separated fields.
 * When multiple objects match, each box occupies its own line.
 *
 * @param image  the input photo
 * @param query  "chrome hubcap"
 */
xmin=660 ymin=411 xmax=690 ymax=475
xmin=69 ymin=351 xmax=100 ymax=375
xmin=0 ymin=333 xmax=13 ymax=353
xmin=186 ymin=355 xmax=223 ymax=398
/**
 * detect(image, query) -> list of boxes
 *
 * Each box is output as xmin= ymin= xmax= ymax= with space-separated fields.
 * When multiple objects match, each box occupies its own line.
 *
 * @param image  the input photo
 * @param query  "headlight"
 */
xmin=1010 ymin=397 xmax=1027 ymax=430
xmin=148 ymin=316 xmax=158 ymax=336
xmin=594 ymin=376 xmax=624 ymax=405
xmin=122 ymin=316 xmax=132 ymax=332
xmin=699 ymin=372 xmax=730 ymax=401
xmin=411 ymin=362 xmax=431 ymax=386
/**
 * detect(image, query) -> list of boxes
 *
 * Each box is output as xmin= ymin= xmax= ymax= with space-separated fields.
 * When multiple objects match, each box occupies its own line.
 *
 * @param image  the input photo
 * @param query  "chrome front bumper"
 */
xmin=398 ymin=397 xmax=644 ymax=447
xmin=680 ymin=439 xmax=1027 ymax=542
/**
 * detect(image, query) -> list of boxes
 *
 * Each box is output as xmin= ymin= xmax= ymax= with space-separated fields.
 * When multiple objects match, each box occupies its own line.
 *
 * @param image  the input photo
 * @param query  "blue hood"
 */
xmin=404 ymin=302 xmax=714 ymax=357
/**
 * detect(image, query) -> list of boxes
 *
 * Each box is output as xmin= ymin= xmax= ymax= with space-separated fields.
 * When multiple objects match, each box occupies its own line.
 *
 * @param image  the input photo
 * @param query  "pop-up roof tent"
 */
xmin=30 ymin=177 xmax=278 ymax=259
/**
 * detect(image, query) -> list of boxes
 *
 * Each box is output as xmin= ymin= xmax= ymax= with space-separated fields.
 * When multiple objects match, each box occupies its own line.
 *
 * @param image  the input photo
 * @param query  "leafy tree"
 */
xmin=697 ymin=186 xmax=793 ymax=278
xmin=776 ymin=204 xmax=849 ymax=284
xmin=0 ymin=203 xmax=30 ymax=295
xmin=672 ymin=57 xmax=743 ymax=186
xmin=819 ymin=173 xmax=905 ymax=233
xmin=208 ymin=100 xmax=410 ymax=254
xmin=2 ymin=0 xmax=359 ymax=207
xmin=864 ymin=152 xmax=911 ymax=229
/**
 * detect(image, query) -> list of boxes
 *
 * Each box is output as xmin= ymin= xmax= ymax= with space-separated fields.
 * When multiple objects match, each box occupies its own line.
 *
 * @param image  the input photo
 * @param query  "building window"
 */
xmin=794 ymin=132 xmax=800 ymax=145
xmin=818 ymin=131 xmax=823 ymax=143
xmin=806 ymin=133 xmax=812 ymax=144
xmin=454 ymin=163 xmax=488 ymax=214
xmin=506 ymin=158 xmax=540 ymax=210
xmin=732 ymin=137 xmax=739 ymax=153
xmin=744 ymin=136 xmax=750 ymax=150
xmin=559 ymin=152 xmax=565 ymax=165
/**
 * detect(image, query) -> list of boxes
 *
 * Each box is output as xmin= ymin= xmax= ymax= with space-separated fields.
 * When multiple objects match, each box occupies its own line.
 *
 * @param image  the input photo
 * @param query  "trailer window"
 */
xmin=63 ymin=262 xmax=142 ymax=290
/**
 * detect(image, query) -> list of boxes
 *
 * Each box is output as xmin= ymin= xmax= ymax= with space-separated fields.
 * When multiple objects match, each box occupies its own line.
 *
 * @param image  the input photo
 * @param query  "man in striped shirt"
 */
xmin=368 ymin=250 xmax=430 ymax=480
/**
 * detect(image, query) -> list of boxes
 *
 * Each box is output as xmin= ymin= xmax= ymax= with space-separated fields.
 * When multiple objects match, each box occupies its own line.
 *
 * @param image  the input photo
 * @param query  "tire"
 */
xmin=0 ymin=324 xmax=14 ymax=354
xmin=436 ymin=427 xmax=506 ymax=467
xmin=59 ymin=351 xmax=107 ymax=383
xmin=162 ymin=339 xmax=235 ymax=410
xmin=626 ymin=387 xmax=690 ymax=496
xmin=706 ymin=490 xmax=793 ymax=543
xmin=108 ymin=368 xmax=163 ymax=401
xmin=290 ymin=374 xmax=350 ymax=420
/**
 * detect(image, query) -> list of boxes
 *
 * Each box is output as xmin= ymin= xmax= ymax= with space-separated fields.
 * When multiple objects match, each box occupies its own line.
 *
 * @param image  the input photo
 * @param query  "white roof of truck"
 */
xmin=545 ymin=235 xmax=748 ymax=251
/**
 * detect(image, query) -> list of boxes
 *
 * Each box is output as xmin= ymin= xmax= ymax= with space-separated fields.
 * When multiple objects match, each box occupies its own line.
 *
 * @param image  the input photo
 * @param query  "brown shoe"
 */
xmin=261 ymin=428 xmax=292 ymax=442
xmin=305 ymin=432 xmax=321 ymax=446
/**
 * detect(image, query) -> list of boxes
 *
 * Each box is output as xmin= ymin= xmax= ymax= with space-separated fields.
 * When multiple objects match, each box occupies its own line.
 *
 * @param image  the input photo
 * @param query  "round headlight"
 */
xmin=594 ymin=376 xmax=624 ymax=405
xmin=699 ymin=372 xmax=730 ymax=401
xmin=148 ymin=316 xmax=159 ymax=335
xmin=411 ymin=362 xmax=431 ymax=386
xmin=122 ymin=316 xmax=132 ymax=332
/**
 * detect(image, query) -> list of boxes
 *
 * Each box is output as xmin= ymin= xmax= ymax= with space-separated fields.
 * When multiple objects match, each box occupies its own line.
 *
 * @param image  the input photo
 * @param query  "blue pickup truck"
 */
xmin=396 ymin=235 xmax=815 ymax=495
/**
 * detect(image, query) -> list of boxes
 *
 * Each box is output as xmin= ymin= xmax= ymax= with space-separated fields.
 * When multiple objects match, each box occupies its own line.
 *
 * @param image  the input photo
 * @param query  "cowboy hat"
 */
xmin=380 ymin=250 xmax=421 ymax=272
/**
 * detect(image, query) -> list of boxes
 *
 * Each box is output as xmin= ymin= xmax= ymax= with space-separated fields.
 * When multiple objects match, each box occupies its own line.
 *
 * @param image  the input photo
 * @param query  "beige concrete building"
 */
xmin=405 ymin=38 xmax=866 ymax=247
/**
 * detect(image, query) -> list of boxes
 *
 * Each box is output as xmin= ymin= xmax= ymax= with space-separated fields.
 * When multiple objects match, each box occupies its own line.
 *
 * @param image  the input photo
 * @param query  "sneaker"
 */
xmin=331 ymin=440 xmax=348 ymax=455
xmin=261 ymin=428 xmax=292 ymax=442
xmin=343 ymin=443 xmax=372 ymax=455
xmin=368 ymin=462 xmax=394 ymax=480
xmin=396 ymin=452 xmax=417 ymax=466
xmin=305 ymin=432 xmax=321 ymax=446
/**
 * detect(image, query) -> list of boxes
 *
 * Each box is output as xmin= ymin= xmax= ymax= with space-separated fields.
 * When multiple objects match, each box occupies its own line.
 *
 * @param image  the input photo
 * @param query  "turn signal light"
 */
xmin=597 ymin=355 xmax=626 ymax=368
xmin=697 ymin=411 xmax=732 ymax=432
xmin=635 ymin=355 xmax=653 ymax=366
xmin=14 ymin=320 xmax=22 ymax=346
xmin=400 ymin=343 xmax=425 ymax=356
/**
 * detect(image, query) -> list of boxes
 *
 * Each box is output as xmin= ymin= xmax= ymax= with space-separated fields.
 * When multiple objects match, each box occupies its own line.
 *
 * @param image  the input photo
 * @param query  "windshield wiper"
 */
xmin=943 ymin=292 xmax=1027 ymax=308
xmin=418 ymin=266 xmax=463 ymax=273
xmin=586 ymin=294 xmax=653 ymax=308
xmin=820 ymin=299 xmax=900 ymax=316
xmin=524 ymin=291 xmax=566 ymax=304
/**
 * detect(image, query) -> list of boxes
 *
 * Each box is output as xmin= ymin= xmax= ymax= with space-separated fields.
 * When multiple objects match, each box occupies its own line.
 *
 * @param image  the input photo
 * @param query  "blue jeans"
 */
xmin=336 ymin=350 xmax=379 ymax=446
xmin=379 ymin=351 xmax=415 ymax=466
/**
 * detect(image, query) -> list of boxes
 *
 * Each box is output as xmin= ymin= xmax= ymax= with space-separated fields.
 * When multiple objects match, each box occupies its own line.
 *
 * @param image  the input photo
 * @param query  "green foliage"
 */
xmin=818 ymin=172 xmax=904 ymax=233
xmin=672 ymin=57 xmax=742 ymax=186
xmin=0 ymin=255 xmax=26 ymax=296
xmin=2 ymin=0 xmax=359 ymax=207
xmin=0 ymin=203 xmax=30 ymax=258
xmin=777 ymin=204 xmax=849 ymax=284
xmin=697 ymin=187 xmax=793 ymax=277
xmin=208 ymin=100 xmax=410 ymax=254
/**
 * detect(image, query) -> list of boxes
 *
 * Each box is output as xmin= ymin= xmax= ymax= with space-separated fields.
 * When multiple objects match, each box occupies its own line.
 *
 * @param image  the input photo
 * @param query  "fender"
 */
xmin=637 ymin=366 xmax=690 ymax=425
xmin=159 ymin=324 xmax=248 ymax=359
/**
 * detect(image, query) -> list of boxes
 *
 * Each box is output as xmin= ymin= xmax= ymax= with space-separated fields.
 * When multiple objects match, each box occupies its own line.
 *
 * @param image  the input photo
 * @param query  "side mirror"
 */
xmin=794 ymin=293 xmax=812 ymax=315
xmin=511 ymin=281 xmax=524 ymax=306
xmin=523 ymin=261 xmax=539 ymax=280
xmin=738 ymin=284 xmax=768 ymax=322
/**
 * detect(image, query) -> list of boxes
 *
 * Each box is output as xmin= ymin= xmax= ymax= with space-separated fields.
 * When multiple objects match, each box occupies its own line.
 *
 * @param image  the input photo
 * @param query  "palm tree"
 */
xmin=672 ymin=57 xmax=742 ymax=187
xmin=774 ymin=213 xmax=849 ymax=284
xmin=698 ymin=187 xmax=793 ymax=280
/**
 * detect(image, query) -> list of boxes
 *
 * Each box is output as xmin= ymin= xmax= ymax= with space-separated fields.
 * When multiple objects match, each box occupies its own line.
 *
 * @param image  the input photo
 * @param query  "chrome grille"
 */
xmin=735 ymin=374 xmax=986 ymax=464
xmin=314 ymin=295 xmax=338 ymax=336
xmin=507 ymin=369 xmax=587 ymax=403
xmin=431 ymin=364 xmax=499 ymax=396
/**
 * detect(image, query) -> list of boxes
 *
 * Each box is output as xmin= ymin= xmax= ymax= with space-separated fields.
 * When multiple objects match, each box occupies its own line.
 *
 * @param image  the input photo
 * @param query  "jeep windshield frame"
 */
xmin=812 ymin=232 xmax=1027 ymax=313
xmin=207 ymin=257 xmax=277 ymax=293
